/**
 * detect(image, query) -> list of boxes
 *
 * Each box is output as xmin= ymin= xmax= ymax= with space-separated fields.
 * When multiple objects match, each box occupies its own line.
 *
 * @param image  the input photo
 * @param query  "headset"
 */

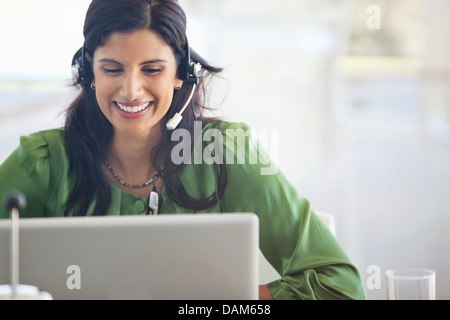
xmin=166 ymin=43 xmax=202 ymax=130
xmin=71 ymin=45 xmax=87 ymax=86
xmin=71 ymin=40 xmax=202 ymax=130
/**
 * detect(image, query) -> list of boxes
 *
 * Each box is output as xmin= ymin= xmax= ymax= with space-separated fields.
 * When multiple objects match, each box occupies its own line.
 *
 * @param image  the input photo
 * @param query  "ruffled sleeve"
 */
xmin=0 ymin=129 xmax=68 ymax=218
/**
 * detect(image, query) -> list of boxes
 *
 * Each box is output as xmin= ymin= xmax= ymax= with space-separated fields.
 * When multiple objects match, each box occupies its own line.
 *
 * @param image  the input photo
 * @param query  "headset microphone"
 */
xmin=166 ymin=43 xmax=202 ymax=131
xmin=166 ymin=83 xmax=197 ymax=130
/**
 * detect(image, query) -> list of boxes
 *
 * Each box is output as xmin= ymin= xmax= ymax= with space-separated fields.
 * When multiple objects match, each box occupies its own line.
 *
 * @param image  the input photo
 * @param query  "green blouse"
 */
xmin=0 ymin=120 xmax=366 ymax=300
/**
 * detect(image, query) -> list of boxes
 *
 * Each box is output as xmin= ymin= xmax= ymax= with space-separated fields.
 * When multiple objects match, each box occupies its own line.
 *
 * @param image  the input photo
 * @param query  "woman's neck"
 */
xmin=106 ymin=123 xmax=164 ymax=182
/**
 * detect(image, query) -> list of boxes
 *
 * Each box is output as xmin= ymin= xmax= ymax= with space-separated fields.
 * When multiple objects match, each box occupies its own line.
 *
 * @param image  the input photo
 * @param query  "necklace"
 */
xmin=104 ymin=159 xmax=160 ymax=189
xmin=104 ymin=159 xmax=161 ymax=215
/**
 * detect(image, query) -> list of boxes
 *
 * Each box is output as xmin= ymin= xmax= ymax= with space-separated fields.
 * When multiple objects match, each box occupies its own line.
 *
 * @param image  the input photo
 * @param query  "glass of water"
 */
xmin=385 ymin=269 xmax=436 ymax=300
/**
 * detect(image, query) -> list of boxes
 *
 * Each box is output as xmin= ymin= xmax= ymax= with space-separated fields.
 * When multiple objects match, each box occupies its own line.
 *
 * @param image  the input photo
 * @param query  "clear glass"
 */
xmin=385 ymin=269 xmax=436 ymax=300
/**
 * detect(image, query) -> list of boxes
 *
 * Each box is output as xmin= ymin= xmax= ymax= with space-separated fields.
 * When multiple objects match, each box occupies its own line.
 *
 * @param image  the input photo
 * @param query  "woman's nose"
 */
xmin=120 ymin=72 xmax=144 ymax=100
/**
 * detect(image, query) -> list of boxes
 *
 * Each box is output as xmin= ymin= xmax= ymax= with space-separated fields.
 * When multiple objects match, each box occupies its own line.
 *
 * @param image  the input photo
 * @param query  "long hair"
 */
xmin=64 ymin=0 xmax=227 ymax=216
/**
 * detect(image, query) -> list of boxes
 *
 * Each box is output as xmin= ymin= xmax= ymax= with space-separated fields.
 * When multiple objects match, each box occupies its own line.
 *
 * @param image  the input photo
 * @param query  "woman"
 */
xmin=0 ymin=0 xmax=366 ymax=299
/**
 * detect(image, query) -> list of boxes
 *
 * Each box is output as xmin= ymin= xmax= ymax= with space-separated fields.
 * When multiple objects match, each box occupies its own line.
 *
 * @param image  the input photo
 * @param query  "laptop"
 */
xmin=0 ymin=213 xmax=259 ymax=300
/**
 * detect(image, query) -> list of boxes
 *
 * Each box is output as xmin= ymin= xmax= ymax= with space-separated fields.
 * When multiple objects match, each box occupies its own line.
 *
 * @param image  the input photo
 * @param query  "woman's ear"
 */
xmin=174 ymin=80 xmax=183 ymax=90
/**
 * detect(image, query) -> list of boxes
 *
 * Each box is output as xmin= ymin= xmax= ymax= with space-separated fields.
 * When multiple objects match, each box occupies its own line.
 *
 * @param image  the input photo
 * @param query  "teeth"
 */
xmin=116 ymin=102 xmax=150 ymax=113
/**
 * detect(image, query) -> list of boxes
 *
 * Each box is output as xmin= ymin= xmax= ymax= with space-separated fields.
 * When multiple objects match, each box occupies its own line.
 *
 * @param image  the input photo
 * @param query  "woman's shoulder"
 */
xmin=15 ymin=128 xmax=66 ymax=162
xmin=200 ymin=119 xmax=278 ymax=175
xmin=22 ymin=127 xmax=64 ymax=140
xmin=202 ymin=119 xmax=251 ymax=132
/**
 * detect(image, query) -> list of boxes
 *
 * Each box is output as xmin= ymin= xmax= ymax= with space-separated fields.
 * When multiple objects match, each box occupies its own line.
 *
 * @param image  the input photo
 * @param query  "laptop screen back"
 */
xmin=0 ymin=213 xmax=259 ymax=300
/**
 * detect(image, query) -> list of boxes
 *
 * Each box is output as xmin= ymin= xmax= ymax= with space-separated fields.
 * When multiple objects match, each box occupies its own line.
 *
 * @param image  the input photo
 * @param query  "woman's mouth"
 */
xmin=114 ymin=101 xmax=153 ymax=119
xmin=116 ymin=101 xmax=151 ymax=113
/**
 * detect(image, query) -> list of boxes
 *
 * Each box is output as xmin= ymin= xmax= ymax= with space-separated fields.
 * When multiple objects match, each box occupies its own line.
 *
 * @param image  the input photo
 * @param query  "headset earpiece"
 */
xmin=186 ymin=61 xmax=202 ymax=85
xmin=71 ymin=46 xmax=87 ymax=85
xmin=182 ymin=41 xmax=202 ymax=85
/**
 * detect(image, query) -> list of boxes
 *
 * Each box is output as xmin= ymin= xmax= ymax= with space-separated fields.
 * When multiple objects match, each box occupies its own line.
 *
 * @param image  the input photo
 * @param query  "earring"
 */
xmin=90 ymin=83 xmax=96 ymax=90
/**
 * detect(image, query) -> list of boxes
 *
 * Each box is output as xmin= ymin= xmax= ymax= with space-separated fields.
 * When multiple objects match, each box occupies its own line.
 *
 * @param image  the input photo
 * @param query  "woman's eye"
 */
xmin=101 ymin=67 xmax=162 ymax=75
xmin=143 ymin=68 xmax=162 ymax=74
xmin=104 ymin=68 xmax=123 ymax=74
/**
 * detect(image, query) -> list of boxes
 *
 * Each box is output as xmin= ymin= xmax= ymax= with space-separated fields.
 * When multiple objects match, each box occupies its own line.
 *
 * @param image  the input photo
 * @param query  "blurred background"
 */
xmin=1 ymin=0 xmax=449 ymax=299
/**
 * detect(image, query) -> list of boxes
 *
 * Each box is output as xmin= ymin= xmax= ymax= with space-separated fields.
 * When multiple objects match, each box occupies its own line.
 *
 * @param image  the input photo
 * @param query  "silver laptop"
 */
xmin=0 ymin=213 xmax=259 ymax=300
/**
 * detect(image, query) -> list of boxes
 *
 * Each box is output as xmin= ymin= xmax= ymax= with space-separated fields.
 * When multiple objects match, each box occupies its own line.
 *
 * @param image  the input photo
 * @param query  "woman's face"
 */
xmin=92 ymin=29 xmax=183 ymax=136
